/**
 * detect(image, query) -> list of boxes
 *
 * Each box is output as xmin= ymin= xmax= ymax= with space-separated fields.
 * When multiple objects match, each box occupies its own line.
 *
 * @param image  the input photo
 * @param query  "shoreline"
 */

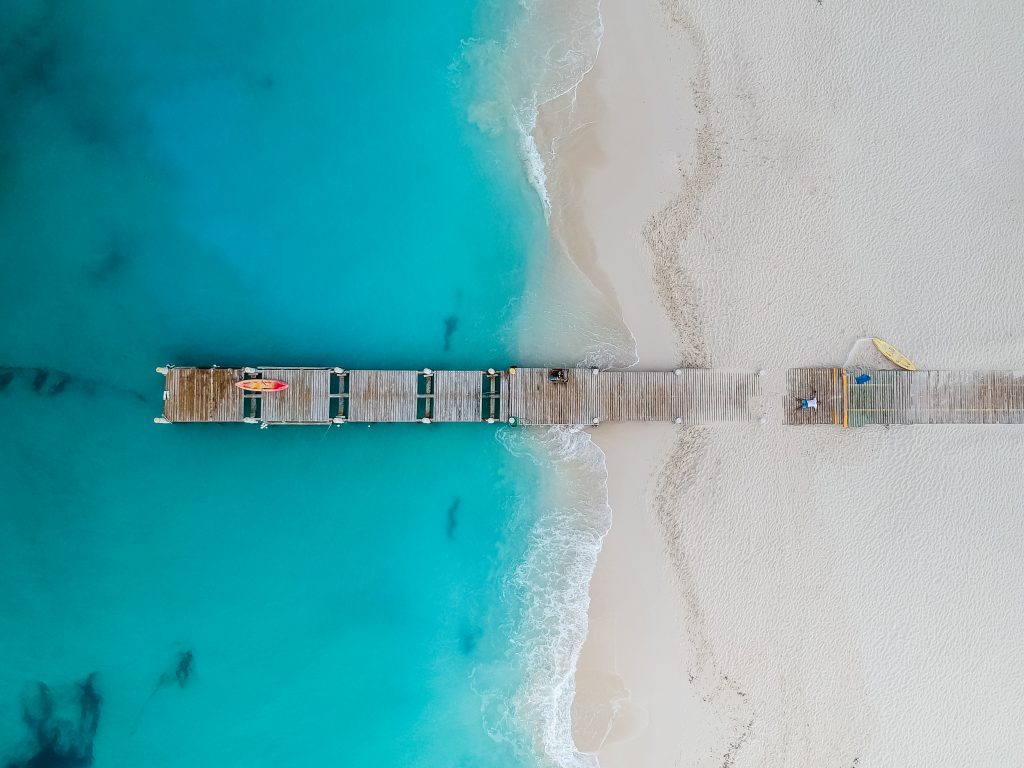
xmin=536 ymin=0 xmax=690 ymax=369
xmin=535 ymin=0 xmax=710 ymax=765
xmin=543 ymin=0 xmax=1024 ymax=764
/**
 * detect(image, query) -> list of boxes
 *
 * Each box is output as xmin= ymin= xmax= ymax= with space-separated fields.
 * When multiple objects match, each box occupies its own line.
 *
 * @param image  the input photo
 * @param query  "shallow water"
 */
xmin=0 ymin=2 xmax=601 ymax=766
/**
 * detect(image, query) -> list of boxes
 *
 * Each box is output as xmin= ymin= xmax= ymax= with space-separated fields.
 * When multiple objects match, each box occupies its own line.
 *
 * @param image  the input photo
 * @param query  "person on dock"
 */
xmin=795 ymin=389 xmax=818 ymax=411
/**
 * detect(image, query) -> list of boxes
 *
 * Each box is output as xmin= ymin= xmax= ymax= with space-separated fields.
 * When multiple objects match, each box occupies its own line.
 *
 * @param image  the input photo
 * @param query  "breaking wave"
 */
xmin=458 ymin=3 xmax=637 ymax=765
xmin=487 ymin=426 xmax=612 ymax=767
xmin=458 ymin=0 xmax=604 ymax=214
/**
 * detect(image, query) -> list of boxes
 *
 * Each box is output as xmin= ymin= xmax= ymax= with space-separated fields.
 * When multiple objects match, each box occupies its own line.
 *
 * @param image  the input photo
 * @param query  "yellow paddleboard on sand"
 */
xmin=872 ymin=338 xmax=917 ymax=370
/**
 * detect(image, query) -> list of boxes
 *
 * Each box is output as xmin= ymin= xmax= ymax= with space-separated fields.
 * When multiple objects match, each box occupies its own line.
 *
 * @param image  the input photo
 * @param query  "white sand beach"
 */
xmin=543 ymin=0 xmax=1024 ymax=765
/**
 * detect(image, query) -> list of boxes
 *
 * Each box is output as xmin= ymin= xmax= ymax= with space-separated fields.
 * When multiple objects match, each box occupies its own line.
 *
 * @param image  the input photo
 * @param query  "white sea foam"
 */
xmin=460 ymin=0 xmax=604 ymax=214
xmin=491 ymin=425 xmax=612 ymax=768
xmin=458 ymin=4 xmax=639 ymax=765
xmin=459 ymin=0 xmax=639 ymax=369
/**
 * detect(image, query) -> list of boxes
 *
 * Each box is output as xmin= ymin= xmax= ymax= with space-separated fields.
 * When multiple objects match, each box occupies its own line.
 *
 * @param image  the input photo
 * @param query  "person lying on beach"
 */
xmin=795 ymin=390 xmax=818 ymax=411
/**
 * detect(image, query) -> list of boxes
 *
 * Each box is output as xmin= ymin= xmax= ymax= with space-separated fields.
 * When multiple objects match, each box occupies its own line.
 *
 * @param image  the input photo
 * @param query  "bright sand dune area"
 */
xmin=547 ymin=0 xmax=1024 ymax=765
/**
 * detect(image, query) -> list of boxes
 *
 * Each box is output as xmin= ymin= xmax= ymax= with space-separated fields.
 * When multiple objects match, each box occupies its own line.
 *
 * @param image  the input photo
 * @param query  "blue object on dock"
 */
xmin=855 ymin=373 xmax=872 ymax=385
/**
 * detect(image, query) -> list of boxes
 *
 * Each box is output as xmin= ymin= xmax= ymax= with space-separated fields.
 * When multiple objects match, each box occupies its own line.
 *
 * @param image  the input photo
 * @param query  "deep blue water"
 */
xmin=0 ymin=2 xmax=558 ymax=766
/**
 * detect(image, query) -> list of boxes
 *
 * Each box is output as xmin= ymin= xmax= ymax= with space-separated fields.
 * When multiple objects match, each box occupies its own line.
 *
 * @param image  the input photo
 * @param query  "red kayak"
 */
xmin=235 ymin=379 xmax=289 ymax=392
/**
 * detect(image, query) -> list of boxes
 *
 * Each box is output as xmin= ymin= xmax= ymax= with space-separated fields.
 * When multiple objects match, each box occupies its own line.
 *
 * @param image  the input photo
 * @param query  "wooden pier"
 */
xmin=157 ymin=365 xmax=1024 ymax=427
xmin=500 ymin=367 xmax=757 ymax=426
xmin=155 ymin=366 xmax=760 ymax=426
xmin=785 ymin=368 xmax=1024 ymax=427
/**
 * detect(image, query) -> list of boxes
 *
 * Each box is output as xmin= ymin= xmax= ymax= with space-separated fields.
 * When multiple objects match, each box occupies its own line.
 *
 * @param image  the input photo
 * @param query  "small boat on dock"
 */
xmin=235 ymin=379 xmax=289 ymax=392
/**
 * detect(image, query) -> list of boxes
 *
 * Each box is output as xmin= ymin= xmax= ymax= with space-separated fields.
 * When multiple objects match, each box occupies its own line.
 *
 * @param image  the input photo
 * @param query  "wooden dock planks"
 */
xmin=503 ymin=367 xmax=759 ymax=425
xmin=160 ymin=365 xmax=762 ymax=426
xmin=676 ymin=369 xmax=759 ymax=424
xmin=259 ymin=368 xmax=332 ymax=424
xmin=163 ymin=367 xmax=245 ymax=423
xmin=347 ymin=370 xmax=419 ymax=422
xmin=503 ymin=367 xmax=601 ymax=425
xmin=600 ymin=370 xmax=676 ymax=421
xmin=789 ymin=368 xmax=1024 ymax=426
xmin=783 ymin=368 xmax=845 ymax=426
xmin=433 ymin=371 xmax=484 ymax=423
xmin=160 ymin=365 xmax=1024 ymax=427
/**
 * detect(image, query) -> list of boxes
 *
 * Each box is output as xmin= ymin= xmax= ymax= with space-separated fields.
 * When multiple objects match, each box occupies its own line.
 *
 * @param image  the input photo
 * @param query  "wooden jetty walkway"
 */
xmin=785 ymin=368 xmax=1024 ymax=427
xmin=156 ymin=365 xmax=1024 ymax=428
xmin=155 ymin=366 xmax=760 ymax=426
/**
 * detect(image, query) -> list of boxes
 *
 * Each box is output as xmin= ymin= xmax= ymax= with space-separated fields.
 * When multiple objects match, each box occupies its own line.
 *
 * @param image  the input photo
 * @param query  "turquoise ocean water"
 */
xmin=0 ymin=2 xmax=610 ymax=766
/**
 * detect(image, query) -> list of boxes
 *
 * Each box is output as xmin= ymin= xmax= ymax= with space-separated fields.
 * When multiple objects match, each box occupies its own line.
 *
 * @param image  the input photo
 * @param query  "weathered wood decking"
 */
xmin=157 ymin=366 xmax=760 ymax=426
xmin=158 ymin=365 xmax=1024 ymax=427
xmin=259 ymin=368 xmax=332 ymax=424
xmin=162 ymin=367 xmax=245 ymax=423
xmin=347 ymin=370 xmax=419 ymax=423
xmin=784 ymin=368 xmax=848 ymax=427
xmin=785 ymin=368 xmax=1024 ymax=427
xmin=500 ymin=367 xmax=758 ymax=425
xmin=433 ymin=370 xmax=485 ymax=423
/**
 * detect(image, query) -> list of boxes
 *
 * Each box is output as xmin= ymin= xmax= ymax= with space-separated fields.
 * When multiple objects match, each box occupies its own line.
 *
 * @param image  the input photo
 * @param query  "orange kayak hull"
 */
xmin=235 ymin=379 xmax=289 ymax=392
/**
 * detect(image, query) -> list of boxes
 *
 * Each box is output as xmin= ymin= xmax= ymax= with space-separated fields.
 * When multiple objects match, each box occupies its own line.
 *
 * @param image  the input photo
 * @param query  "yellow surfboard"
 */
xmin=872 ymin=337 xmax=917 ymax=371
